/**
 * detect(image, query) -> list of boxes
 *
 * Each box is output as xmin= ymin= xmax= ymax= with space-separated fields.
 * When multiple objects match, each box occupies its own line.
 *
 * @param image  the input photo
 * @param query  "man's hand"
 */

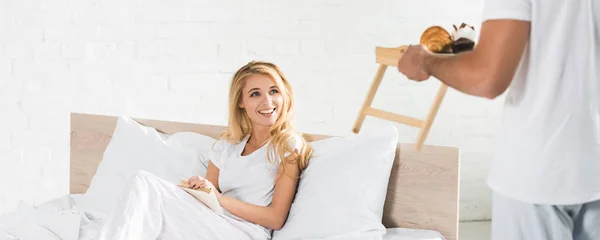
xmin=396 ymin=20 xmax=530 ymax=99
xmin=397 ymin=44 xmax=432 ymax=81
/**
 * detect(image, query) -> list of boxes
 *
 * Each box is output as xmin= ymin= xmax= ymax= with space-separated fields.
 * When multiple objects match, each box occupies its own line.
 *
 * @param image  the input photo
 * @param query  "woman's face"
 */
xmin=239 ymin=74 xmax=283 ymax=128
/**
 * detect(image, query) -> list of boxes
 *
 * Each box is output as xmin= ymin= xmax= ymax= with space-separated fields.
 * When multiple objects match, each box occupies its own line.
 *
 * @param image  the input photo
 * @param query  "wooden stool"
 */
xmin=352 ymin=45 xmax=448 ymax=151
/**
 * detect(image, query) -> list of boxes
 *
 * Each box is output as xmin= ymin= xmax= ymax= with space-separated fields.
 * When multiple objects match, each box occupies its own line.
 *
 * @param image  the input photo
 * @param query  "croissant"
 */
xmin=420 ymin=26 xmax=453 ymax=53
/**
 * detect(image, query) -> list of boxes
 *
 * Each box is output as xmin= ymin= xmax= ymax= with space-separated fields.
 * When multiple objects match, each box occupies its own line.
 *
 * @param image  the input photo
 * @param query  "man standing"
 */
xmin=397 ymin=0 xmax=600 ymax=239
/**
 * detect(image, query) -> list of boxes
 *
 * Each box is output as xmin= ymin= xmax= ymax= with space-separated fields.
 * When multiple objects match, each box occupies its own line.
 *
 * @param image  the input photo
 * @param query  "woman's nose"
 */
xmin=263 ymin=94 xmax=273 ymax=103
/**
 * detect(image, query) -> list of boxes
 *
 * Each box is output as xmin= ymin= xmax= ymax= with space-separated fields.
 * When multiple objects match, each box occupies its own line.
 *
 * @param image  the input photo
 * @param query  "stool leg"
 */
xmin=352 ymin=64 xmax=388 ymax=133
xmin=415 ymin=83 xmax=448 ymax=150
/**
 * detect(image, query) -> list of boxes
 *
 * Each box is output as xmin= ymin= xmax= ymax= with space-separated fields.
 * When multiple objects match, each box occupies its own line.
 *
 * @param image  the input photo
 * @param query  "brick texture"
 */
xmin=0 ymin=0 xmax=497 ymax=221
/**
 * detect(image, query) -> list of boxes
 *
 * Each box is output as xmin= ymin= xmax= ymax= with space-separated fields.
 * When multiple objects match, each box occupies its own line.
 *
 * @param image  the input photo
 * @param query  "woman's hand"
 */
xmin=187 ymin=176 xmax=223 ymax=200
xmin=187 ymin=175 xmax=213 ymax=190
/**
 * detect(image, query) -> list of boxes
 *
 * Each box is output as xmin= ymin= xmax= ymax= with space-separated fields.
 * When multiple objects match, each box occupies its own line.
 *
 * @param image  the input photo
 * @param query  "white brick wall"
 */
xmin=0 ymin=0 xmax=498 ymax=221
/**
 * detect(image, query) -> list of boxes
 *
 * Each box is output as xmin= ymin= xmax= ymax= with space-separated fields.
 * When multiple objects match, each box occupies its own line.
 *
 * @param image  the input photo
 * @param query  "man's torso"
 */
xmin=488 ymin=0 xmax=600 ymax=205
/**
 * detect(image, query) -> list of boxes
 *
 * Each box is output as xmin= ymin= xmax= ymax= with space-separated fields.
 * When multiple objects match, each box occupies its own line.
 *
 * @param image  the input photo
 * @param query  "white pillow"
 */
xmin=272 ymin=125 xmax=398 ymax=240
xmin=164 ymin=131 xmax=216 ymax=181
xmin=383 ymin=228 xmax=445 ymax=240
xmin=81 ymin=116 xmax=216 ymax=215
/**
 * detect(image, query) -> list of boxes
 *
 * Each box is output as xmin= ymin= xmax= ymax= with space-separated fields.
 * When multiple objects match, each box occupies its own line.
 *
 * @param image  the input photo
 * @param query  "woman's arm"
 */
xmin=217 ymin=153 xmax=300 ymax=230
xmin=205 ymin=161 xmax=221 ymax=192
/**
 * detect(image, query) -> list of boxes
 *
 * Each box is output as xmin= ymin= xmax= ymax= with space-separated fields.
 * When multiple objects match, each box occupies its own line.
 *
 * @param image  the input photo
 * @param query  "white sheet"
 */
xmin=97 ymin=170 xmax=270 ymax=240
xmin=0 ymin=193 xmax=445 ymax=240
xmin=383 ymin=228 xmax=446 ymax=240
xmin=0 ymin=194 xmax=105 ymax=240
xmin=286 ymin=228 xmax=445 ymax=240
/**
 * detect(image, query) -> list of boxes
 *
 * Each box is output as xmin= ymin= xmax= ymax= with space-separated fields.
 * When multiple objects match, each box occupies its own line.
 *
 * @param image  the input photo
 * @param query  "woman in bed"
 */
xmin=98 ymin=61 xmax=313 ymax=240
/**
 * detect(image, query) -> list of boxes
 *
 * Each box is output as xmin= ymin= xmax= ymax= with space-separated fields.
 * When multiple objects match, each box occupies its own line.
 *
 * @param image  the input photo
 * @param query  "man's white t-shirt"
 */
xmin=208 ymin=134 xmax=302 ymax=234
xmin=484 ymin=0 xmax=600 ymax=205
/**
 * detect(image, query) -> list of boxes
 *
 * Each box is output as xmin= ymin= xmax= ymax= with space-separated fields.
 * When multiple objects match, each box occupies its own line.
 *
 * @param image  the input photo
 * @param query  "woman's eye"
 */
xmin=270 ymin=89 xmax=279 ymax=94
xmin=250 ymin=92 xmax=259 ymax=97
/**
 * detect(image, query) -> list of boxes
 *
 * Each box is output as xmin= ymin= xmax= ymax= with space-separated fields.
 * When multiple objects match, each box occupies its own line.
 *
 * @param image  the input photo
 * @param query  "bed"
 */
xmin=0 ymin=112 xmax=460 ymax=240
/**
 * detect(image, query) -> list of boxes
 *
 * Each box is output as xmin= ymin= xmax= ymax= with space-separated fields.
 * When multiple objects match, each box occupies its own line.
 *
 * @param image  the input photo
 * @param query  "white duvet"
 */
xmin=0 ymin=193 xmax=444 ymax=240
xmin=0 ymin=194 xmax=104 ymax=240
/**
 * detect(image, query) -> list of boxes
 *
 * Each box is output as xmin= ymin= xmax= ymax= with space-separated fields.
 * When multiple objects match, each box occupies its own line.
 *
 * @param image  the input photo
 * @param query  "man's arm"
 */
xmin=423 ymin=20 xmax=530 ymax=99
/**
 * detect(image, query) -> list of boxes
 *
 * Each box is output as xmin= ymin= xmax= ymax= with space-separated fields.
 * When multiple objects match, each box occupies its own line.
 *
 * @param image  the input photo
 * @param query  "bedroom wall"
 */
xmin=0 ymin=0 xmax=501 ymax=221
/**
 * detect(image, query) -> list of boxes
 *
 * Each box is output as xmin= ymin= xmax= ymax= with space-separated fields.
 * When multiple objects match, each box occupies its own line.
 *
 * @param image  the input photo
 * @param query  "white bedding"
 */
xmin=0 ymin=194 xmax=105 ymax=240
xmin=0 ymin=195 xmax=444 ymax=240
xmin=294 ymin=229 xmax=445 ymax=240
xmin=0 ymin=121 xmax=445 ymax=240
xmin=0 ymin=193 xmax=444 ymax=240
xmin=384 ymin=228 xmax=446 ymax=240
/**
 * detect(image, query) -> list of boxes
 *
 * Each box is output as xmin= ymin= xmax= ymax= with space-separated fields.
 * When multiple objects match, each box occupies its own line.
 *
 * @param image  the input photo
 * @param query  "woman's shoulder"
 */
xmin=211 ymin=139 xmax=228 ymax=150
xmin=212 ymin=137 xmax=245 ymax=152
xmin=282 ymin=132 xmax=306 ymax=157
xmin=209 ymin=137 xmax=245 ymax=167
xmin=287 ymin=132 xmax=304 ymax=149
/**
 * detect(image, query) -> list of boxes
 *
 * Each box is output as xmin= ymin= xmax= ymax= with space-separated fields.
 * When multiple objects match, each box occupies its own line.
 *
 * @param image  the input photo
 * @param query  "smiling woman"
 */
xmin=96 ymin=60 xmax=314 ymax=240
xmin=243 ymin=76 xmax=281 ymax=120
xmin=222 ymin=61 xmax=311 ymax=170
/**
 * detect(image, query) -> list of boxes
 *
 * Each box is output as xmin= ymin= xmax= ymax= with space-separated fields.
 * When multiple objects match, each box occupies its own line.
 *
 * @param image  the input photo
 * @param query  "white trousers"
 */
xmin=97 ymin=170 xmax=270 ymax=240
xmin=492 ymin=191 xmax=600 ymax=240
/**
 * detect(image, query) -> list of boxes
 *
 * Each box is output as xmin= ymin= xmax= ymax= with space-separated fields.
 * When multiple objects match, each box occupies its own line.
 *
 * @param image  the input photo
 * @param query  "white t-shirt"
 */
xmin=484 ymin=0 xmax=600 ymax=205
xmin=208 ymin=134 xmax=302 ymax=233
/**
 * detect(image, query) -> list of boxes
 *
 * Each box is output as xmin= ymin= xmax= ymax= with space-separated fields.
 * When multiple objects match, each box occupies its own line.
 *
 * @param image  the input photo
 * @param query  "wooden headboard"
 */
xmin=70 ymin=112 xmax=460 ymax=240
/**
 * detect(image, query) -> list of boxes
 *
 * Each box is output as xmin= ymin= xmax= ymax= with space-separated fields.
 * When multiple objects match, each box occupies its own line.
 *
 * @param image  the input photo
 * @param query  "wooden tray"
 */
xmin=353 ymin=45 xmax=448 ymax=151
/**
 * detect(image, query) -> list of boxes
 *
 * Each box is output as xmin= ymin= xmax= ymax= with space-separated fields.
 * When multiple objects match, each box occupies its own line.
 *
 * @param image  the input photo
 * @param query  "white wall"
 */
xmin=0 ymin=0 xmax=502 ymax=221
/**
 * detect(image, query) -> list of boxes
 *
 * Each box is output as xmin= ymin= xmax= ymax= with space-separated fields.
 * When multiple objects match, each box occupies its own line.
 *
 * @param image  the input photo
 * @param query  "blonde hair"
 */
xmin=219 ymin=60 xmax=313 ymax=172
